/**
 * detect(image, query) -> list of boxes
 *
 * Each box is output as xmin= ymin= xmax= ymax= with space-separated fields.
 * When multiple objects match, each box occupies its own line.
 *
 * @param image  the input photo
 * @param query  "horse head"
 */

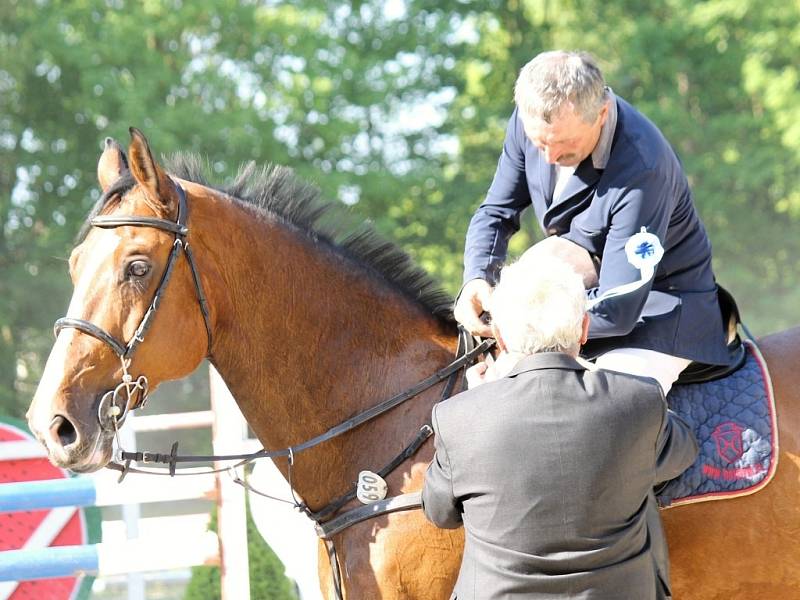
xmin=27 ymin=129 xmax=211 ymax=472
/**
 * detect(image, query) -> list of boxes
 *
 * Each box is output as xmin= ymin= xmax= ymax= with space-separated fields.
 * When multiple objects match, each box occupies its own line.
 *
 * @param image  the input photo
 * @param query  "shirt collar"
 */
xmin=591 ymin=87 xmax=617 ymax=170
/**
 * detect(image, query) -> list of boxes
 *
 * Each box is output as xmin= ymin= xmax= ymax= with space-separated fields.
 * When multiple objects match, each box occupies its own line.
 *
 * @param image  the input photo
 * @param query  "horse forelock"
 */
xmin=78 ymin=171 xmax=136 ymax=242
xmin=162 ymin=151 xmax=456 ymax=328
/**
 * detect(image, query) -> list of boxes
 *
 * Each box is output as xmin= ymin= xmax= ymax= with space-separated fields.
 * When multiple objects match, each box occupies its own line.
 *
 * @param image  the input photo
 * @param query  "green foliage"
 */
xmin=414 ymin=0 xmax=800 ymax=333
xmin=0 ymin=0 xmax=461 ymax=416
xmin=184 ymin=500 xmax=299 ymax=600
xmin=3 ymin=0 xmax=800 ymax=418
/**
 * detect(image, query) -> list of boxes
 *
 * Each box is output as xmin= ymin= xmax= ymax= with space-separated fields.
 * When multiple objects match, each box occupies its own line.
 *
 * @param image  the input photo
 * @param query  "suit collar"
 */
xmin=506 ymin=352 xmax=587 ymax=377
xmin=591 ymin=89 xmax=618 ymax=169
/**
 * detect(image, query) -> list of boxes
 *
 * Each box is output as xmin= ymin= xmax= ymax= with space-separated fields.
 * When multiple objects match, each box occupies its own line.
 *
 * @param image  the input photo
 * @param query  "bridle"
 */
xmin=54 ymin=181 xmax=213 ymax=429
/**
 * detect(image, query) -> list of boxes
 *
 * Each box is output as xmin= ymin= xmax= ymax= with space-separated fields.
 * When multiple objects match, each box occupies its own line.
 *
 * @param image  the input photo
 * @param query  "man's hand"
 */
xmin=454 ymin=278 xmax=493 ymax=337
xmin=466 ymin=351 xmax=524 ymax=389
xmin=466 ymin=355 xmax=495 ymax=388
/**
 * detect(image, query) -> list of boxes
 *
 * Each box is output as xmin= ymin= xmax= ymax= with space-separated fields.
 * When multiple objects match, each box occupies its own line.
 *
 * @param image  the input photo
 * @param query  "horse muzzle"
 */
xmin=27 ymin=399 xmax=115 ymax=473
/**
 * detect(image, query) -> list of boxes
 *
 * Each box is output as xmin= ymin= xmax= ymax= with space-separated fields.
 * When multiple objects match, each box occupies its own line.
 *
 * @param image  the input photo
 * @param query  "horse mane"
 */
xmin=86 ymin=152 xmax=455 ymax=327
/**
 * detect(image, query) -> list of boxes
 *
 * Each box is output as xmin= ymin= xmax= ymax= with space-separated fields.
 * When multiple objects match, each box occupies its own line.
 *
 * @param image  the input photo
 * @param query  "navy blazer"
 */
xmin=464 ymin=96 xmax=728 ymax=364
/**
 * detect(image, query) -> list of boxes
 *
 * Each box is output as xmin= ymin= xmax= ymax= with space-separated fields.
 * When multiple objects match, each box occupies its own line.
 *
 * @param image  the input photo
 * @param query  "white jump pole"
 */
xmin=118 ymin=412 xmax=145 ymax=600
xmin=209 ymin=366 xmax=251 ymax=600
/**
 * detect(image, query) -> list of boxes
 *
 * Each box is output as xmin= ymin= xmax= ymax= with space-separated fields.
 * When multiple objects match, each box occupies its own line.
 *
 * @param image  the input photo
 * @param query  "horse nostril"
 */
xmin=50 ymin=415 xmax=78 ymax=448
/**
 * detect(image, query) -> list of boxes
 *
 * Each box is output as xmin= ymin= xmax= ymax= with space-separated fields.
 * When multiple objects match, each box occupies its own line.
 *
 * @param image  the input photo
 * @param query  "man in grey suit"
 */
xmin=422 ymin=258 xmax=698 ymax=599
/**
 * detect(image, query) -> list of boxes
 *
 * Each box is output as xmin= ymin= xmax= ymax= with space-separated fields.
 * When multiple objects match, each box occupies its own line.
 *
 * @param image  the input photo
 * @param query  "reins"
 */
xmin=108 ymin=332 xmax=494 ymax=478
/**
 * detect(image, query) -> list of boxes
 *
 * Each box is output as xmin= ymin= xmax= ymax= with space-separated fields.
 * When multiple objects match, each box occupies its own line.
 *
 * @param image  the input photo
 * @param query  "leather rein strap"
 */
xmin=114 ymin=335 xmax=495 ymax=470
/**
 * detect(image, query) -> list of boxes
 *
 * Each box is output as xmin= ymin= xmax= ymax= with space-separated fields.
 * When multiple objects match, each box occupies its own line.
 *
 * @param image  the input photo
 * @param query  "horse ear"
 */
xmin=127 ymin=127 xmax=179 ymax=212
xmin=97 ymin=137 xmax=128 ymax=193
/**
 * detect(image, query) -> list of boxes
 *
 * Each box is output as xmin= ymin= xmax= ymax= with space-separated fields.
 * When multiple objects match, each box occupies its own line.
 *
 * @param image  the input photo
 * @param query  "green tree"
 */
xmin=415 ymin=0 xmax=800 ymax=333
xmin=0 ymin=0 xmax=459 ymax=416
xmin=184 ymin=500 xmax=299 ymax=600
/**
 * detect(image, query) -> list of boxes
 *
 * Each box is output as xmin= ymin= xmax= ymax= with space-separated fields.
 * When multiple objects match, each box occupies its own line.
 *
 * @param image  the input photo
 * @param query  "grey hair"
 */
xmin=489 ymin=258 xmax=586 ymax=355
xmin=514 ymin=50 xmax=607 ymax=123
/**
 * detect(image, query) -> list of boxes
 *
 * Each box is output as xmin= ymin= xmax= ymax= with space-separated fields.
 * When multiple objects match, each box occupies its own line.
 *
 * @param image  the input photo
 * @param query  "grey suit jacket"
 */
xmin=422 ymin=353 xmax=698 ymax=600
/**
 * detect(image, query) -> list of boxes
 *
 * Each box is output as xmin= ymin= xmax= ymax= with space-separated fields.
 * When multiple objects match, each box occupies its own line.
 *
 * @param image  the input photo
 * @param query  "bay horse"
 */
xmin=27 ymin=129 xmax=800 ymax=599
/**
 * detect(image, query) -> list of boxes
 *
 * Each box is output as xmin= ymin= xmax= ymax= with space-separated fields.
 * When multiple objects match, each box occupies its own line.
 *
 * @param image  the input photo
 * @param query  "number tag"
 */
xmin=356 ymin=470 xmax=388 ymax=504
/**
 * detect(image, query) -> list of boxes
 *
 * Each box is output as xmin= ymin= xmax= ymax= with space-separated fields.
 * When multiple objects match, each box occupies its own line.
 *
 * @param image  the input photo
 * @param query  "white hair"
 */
xmin=514 ymin=50 xmax=607 ymax=124
xmin=490 ymin=258 xmax=586 ymax=355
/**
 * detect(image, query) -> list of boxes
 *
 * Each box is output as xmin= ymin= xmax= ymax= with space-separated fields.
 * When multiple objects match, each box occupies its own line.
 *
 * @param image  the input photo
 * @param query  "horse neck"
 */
xmin=190 ymin=188 xmax=456 ymax=506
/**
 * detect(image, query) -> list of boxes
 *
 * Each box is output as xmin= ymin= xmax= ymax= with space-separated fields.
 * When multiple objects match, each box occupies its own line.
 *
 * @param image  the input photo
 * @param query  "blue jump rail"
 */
xmin=0 ymin=544 xmax=99 ymax=581
xmin=0 ymin=478 xmax=97 ymax=513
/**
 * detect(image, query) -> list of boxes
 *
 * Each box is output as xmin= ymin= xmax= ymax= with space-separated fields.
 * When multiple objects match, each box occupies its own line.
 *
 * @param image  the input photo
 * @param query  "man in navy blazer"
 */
xmin=454 ymin=50 xmax=729 ymax=394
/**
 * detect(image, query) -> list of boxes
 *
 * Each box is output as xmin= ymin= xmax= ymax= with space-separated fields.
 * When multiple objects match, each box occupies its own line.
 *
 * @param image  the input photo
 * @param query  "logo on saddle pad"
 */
xmin=712 ymin=421 xmax=745 ymax=463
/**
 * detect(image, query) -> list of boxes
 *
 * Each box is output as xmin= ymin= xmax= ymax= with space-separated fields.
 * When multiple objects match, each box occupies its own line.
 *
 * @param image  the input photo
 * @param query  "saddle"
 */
xmin=658 ymin=286 xmax=778 ymax=507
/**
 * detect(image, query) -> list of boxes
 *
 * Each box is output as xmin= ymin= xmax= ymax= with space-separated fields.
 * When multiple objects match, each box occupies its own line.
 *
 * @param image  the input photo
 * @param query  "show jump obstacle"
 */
xmin=0 ymin=366 xmax=250 ymax=600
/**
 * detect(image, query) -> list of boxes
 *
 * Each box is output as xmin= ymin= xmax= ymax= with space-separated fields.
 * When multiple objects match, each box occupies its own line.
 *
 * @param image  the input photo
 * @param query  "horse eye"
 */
xmin=127 ymin=260 xmax=151 ymax=278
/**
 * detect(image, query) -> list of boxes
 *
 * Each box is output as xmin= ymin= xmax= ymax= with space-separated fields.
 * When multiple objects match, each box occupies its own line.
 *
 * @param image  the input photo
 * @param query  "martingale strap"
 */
xmin=316 ymin=492 xmax=423 ymax=539
xmin=302 ymin=424 xmax=432 ymax=522
xmin=324 ymin=539 xmax=345 ymax=600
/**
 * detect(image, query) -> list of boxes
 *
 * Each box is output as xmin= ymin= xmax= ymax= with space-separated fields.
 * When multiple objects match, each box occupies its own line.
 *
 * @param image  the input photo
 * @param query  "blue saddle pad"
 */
xmin=656 ymin=340 xmax=778 ymax=508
